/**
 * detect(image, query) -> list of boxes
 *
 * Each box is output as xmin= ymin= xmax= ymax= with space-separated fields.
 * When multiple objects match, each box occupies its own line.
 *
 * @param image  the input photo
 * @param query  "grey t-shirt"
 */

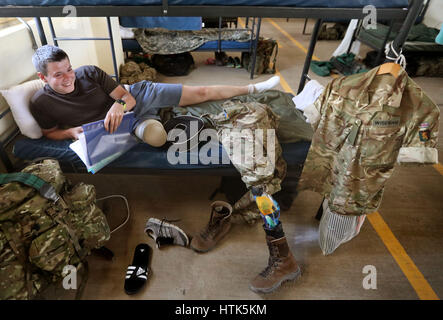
xmin=30 ymin=65 xmax=119 ymax=129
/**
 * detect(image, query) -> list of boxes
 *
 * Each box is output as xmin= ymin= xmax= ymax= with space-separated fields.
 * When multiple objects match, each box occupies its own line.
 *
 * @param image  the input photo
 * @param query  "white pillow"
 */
xmin=0 ymin=79 xmax=45 ymax=139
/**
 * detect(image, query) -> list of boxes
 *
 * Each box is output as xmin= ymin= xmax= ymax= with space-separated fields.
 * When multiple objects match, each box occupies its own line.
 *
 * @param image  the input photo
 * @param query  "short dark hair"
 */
xmin=32 ymin=45 xmax=69 ymax=76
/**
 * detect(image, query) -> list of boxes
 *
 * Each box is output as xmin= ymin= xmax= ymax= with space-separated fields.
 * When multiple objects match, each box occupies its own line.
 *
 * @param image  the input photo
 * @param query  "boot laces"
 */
xmin=200 ymin=210 xmax=224 ymax=239
xmin=259 ymin=243 xmax=281 ymax=277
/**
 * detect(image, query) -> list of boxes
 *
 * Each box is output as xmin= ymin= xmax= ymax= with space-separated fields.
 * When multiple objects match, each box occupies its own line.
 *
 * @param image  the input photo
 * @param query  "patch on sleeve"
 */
xmin=419 ymin=122 xmax=430 ymax=142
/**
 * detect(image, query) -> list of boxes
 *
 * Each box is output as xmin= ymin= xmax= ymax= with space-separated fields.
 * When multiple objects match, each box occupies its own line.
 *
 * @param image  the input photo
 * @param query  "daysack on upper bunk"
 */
xmin=151 ymin=52 xmax=195 ymax=76
xmin=0 ymin=159 xmax=110 ymax=300
xmin=242 ymin=38 xmax=278 ymax=75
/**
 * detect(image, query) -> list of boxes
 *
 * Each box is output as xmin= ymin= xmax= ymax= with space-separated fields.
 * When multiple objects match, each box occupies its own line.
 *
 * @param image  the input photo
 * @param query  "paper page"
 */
xmin=69 ymin=134 xmax=92 ymax=170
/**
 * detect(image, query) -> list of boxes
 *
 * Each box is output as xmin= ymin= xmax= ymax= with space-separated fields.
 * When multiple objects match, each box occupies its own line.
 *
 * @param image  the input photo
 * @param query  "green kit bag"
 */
xmin=0 ymin=159 xmax=110 ymax=300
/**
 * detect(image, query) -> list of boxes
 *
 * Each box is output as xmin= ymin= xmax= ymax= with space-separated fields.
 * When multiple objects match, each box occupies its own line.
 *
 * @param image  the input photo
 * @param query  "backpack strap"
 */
xmin=0 ymin=172 xmax=59 ymax=202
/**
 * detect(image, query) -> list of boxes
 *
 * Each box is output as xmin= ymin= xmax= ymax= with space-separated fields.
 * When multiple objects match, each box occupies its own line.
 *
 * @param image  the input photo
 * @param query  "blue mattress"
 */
xmin=198 ymin=40 xmax=250 ymax=51
xmin=2 ymin=0 xmax=409 ymax=8
xmin=122 ymin=39 xmax=250 ymax=52
xmin=120 ymin=17 xmax=202 ymax=30
xmin=12 ymin=137 xmax=310 ymax=171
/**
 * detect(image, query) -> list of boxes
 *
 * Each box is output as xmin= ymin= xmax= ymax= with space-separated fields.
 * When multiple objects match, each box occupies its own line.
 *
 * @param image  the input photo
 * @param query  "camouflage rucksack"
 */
xmin=0 ymin=159 xmax=110 ymax=300
xmin=242 ymin=38 xmax=278 ymax=75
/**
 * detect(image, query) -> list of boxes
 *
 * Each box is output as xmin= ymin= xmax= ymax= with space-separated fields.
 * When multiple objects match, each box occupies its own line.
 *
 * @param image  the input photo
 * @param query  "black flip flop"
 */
xmin=124 ymin=243 xmax=152 ymax=295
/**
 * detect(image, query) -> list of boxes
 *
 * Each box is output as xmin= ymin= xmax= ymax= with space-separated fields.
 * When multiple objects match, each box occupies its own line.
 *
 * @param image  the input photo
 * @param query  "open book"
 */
xmin=69 ymin=112 xmax=138 ymax=173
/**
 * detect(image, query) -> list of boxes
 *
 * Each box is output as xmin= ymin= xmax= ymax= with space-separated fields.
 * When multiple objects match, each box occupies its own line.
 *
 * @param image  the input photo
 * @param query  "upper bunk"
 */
xmin=0 ymin=0 xmax=411 ymax=19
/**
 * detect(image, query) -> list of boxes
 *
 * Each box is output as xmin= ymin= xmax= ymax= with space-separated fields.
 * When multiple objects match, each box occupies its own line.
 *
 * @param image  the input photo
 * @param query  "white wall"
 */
xmin=423 ymin=0 xmax=443 ymax=29
xmin=0 ymin=20 xmax=41 ymax=144
xmin=42 ymin=16 xmax=124 ymax=76
xmin=0 ymin=17 xmax=124 ymax=150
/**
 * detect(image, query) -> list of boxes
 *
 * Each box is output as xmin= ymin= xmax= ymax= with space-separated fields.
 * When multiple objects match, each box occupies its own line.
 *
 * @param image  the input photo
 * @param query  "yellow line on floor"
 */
xmin=238 ymin=18 xmax=283 ymax=48
xmin=367 ymin=212 xmax=439 ymax=300
xmin=275 ymin=69 xmax=295 ymax=95
xmin=267 ymin=18 xmax=320 ymax=61
xmin=433 ymin=162 xmax=443 ymax=176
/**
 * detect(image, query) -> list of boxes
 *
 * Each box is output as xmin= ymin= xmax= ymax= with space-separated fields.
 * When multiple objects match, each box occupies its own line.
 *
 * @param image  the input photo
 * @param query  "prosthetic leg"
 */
xmin=134 ymin=119 xmax=167 ymax=147
xmin=249 ymin=187 xmax=301 ymax=294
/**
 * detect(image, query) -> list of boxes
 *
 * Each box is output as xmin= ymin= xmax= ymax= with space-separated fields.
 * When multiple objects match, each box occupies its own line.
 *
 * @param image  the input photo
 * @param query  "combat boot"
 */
xmin=190 ymin=201 xmax=232 ymax=253
xmin=249 ymin=224 xmax=301 ymax=294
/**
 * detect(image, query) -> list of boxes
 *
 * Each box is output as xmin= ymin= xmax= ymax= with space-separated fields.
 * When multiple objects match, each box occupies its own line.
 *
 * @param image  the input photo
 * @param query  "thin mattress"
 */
xmin=13 ymin=137 xmax=311 ymax=171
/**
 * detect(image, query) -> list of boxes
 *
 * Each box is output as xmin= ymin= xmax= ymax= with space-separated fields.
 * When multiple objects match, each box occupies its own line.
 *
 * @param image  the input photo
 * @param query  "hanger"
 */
xmin=376 ymin=62 xmax=401 ymax=78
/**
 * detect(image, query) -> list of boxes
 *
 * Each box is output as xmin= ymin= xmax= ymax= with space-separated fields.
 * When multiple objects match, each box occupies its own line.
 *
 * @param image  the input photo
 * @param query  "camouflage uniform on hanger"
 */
xmin=299 ymin=66 xmax=439 ymax=216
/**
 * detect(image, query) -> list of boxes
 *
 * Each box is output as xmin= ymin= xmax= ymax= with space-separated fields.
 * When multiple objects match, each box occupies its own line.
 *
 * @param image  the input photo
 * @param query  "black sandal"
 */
xmin=124 ymin=243 xmax=152 ymax=295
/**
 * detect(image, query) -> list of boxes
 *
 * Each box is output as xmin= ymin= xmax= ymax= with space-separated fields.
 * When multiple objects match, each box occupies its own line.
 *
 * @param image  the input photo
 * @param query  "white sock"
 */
xmin=248 ymin=75 xmax=280 ymax=94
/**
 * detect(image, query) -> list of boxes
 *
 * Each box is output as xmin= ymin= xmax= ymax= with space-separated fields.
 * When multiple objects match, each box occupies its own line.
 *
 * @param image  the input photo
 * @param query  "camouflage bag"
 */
xmin=242 ymin=38 xmax=278 ymax=75
xmin=0 ymin=159 xmax=110 ymax=300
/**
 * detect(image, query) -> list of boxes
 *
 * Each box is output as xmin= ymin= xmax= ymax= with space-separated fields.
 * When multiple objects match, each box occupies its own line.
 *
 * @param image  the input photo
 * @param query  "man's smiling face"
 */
xmin=39 ymin=58 xmax=76 ymax=94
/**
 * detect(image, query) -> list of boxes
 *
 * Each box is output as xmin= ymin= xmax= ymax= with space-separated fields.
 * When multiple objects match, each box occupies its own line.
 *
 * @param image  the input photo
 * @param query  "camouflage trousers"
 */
xmin=134 ymin=28 xmax=251 ymax=55
xmin=209 ymin=100 xmax=287 ymax=224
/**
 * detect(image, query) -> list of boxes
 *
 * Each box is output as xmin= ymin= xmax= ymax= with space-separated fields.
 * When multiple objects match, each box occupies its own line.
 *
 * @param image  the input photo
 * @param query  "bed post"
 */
xmin=34 ymin=18 xmax=47 ymax=45
xmin=386 ymin=0 xmax=423 ymax=61
xmin=47 ymin=18 xmax=58 ymax=47
xmin=297 ymin=19 xmax=322 ymax=94
xmin=375 ymin=20 xmax=395 ymax=65
xmin=249 ymin=17 xmax=262 ymax=80
xmin=218 ymin=16 xmax=222 ymax=52
xmin=106 ymin=17 xmax=119 ymax=83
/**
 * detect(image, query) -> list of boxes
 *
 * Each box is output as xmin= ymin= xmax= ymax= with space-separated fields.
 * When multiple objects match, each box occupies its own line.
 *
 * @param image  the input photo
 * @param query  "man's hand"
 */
xmin=104 ymin=103 xmax=124 ymax=134
xmin=68 ymin=126 xmax=84 ymax=140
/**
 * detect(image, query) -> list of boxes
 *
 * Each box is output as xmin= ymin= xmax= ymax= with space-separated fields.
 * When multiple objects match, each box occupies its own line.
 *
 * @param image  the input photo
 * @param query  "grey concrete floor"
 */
xmin=68 ymin=18 xmax=442 ymax=300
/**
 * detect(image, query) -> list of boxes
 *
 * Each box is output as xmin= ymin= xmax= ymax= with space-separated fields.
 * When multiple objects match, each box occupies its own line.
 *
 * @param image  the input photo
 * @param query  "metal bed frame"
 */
xmin=0 ymin=0 xmax=424 ymax=173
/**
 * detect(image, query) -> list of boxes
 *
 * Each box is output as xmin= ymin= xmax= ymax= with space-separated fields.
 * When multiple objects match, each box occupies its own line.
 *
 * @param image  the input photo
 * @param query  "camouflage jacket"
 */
xmin=134 ymin=28 xmax=251 ymax=54
xmin=298 ymin=65 xmax=439 ymax=215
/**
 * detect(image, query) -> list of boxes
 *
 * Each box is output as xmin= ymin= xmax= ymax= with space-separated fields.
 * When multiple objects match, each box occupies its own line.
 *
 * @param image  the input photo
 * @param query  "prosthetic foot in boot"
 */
xmin=190 ymin=201 xmax=232 ymax=253
xmin=249 ymin=223 xmax=301 ymax=294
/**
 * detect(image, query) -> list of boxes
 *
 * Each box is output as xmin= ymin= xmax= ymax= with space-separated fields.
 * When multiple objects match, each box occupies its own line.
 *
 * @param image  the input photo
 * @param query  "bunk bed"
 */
xmin=119 ymin=16 xmax=261 ymax=79
xmin=119 ymin=17 xmax=261 ymax=79
xmin=0 ymin=0 xmax=423 ymax=178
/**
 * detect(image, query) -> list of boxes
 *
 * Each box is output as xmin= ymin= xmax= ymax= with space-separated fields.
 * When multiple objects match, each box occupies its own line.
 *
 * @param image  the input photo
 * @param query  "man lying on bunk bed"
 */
xmin=30 ymin=45 xmax=280 ymax=143
xmin=29 ymin=45 xmax=304 ymax=294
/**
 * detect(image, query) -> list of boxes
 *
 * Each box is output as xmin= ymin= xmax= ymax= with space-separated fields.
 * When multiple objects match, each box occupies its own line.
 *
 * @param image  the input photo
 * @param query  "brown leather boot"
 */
xmin=249 ymin=228 xmax=301 ymax=294
xmin=190 ymin=201 xmax=232 ymax=253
